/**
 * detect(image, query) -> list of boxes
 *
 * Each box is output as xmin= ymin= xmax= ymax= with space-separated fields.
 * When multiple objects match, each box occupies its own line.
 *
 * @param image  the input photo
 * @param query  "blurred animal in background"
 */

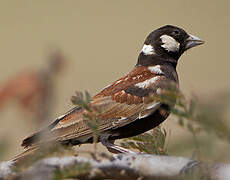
xmin=0 ymin=50 xmax=67 ymax=124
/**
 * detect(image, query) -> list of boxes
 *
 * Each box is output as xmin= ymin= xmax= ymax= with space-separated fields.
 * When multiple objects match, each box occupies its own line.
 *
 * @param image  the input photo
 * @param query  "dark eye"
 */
xmin=172 ymin=30 xmax=180 ymax=36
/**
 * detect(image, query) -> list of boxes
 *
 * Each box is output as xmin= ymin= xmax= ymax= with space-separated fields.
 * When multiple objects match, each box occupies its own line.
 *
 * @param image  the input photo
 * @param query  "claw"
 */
xmin=101 ymin=140 xmax=136 ymax=154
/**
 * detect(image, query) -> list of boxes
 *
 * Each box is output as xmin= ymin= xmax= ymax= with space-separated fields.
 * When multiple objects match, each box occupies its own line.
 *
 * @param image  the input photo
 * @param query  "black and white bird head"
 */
xmin=137 ymin=25 xmax=204 ymax=67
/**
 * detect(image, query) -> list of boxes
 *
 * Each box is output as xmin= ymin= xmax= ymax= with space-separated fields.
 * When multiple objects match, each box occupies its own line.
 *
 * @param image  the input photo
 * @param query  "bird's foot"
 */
xmin=101 ymin=140 xmax=136 ymax=154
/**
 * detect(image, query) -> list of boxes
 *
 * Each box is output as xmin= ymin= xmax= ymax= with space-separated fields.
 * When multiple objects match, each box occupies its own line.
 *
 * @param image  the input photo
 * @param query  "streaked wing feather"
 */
xmin=45 ymin=94 xmax=160 ymax=143
xmin=24 ymin=66 xmax=164 ymax=146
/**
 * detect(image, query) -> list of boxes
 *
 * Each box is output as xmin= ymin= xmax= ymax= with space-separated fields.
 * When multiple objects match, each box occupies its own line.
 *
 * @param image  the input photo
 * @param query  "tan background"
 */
xmin=0 ymin=0 xmax=230 ymax=161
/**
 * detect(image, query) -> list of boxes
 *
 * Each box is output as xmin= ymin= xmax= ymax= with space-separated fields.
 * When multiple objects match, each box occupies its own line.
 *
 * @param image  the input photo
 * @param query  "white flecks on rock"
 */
xmin=0 ymin=161 xmax=14 ymax=178
xmin=160 ymin=35 xmax=180 ymax=52
xmin=148 ymin=65 xmax=164 ymax=75
xmin=141 ymin=44 xmax=155 ymax=55
xmin=43 ymin=156 xmax=91 ymax=167
xmin=135 ymin=76 xmax=159 ymax=89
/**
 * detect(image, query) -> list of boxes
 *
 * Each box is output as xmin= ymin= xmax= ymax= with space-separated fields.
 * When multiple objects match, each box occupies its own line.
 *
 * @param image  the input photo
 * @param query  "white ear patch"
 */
xmin=141 ymin=44 xmax=155 ymax=55
xmin=160 ymin=35 xmax=180 ymax=52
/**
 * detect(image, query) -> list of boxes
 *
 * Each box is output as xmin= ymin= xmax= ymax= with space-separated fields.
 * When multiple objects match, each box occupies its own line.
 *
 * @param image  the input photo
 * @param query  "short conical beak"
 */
xmin=185 ymin=34 xmax=205 ymax=50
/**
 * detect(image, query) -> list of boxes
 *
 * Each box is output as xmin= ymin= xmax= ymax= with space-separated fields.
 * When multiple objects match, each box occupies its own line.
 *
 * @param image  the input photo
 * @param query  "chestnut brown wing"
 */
xmin=22 ymin=67 xmax=163 ymax=147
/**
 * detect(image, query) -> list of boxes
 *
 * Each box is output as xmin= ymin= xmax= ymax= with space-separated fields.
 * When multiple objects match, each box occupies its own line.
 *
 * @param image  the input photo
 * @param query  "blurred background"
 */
xmin=0 ymin=0 xmax=230 ymax=161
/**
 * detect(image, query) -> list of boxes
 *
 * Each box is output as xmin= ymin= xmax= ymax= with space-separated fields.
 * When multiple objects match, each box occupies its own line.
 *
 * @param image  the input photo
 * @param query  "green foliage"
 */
xmin=71 ymin=90 xmax=91 ymax=111
xmin=120 ymin=87 xmax=230 ymax=155
xmin=120 ymin=126 xmax=167 ymax=155
xmin=149 ymin=88 xmax=230 ymax=142
xmin=172 ymin=93 xmax=230 ymax=143
xmin=71 ymin=90 xmax=100 ymax=151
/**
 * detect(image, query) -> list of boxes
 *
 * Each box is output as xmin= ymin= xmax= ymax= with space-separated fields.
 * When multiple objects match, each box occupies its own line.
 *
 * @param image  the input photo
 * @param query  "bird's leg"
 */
xmin=101 ymin=139 xmax=136 ymax=154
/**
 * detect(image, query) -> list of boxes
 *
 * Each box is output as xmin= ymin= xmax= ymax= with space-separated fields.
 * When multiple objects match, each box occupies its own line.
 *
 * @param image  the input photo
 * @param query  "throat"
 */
xmin=136 ymin=53 xmax=178 ymax=68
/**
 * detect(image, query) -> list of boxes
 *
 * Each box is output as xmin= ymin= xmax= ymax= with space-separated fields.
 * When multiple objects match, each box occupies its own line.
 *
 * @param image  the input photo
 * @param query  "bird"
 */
xmin=13 ymin=25 xmax=204 ymax=161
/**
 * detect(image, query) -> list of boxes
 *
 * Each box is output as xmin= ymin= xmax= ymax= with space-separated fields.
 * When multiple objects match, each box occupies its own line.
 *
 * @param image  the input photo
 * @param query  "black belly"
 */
xmin=107 ymin=104 xmax=170 ymax=140
xmin=62 ymin=104 xmax=170 ymax=146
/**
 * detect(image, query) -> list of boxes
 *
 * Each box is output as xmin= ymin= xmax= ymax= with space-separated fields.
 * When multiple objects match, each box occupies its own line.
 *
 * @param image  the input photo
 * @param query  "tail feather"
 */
xmin=12 ymin=146 xmax=38 ymax=162
xmin=21 ymin=132 xmax=43 ymax=148
xmin=21 ymin=119 xmax=60 ymax=148
xmin=21 ymin=106 xmax=82 ymax=148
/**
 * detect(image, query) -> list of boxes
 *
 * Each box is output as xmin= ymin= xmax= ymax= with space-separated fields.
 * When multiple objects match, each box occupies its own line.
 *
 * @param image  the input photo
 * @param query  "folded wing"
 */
xmin=22 ymin=66 xmax=165 ymax=148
